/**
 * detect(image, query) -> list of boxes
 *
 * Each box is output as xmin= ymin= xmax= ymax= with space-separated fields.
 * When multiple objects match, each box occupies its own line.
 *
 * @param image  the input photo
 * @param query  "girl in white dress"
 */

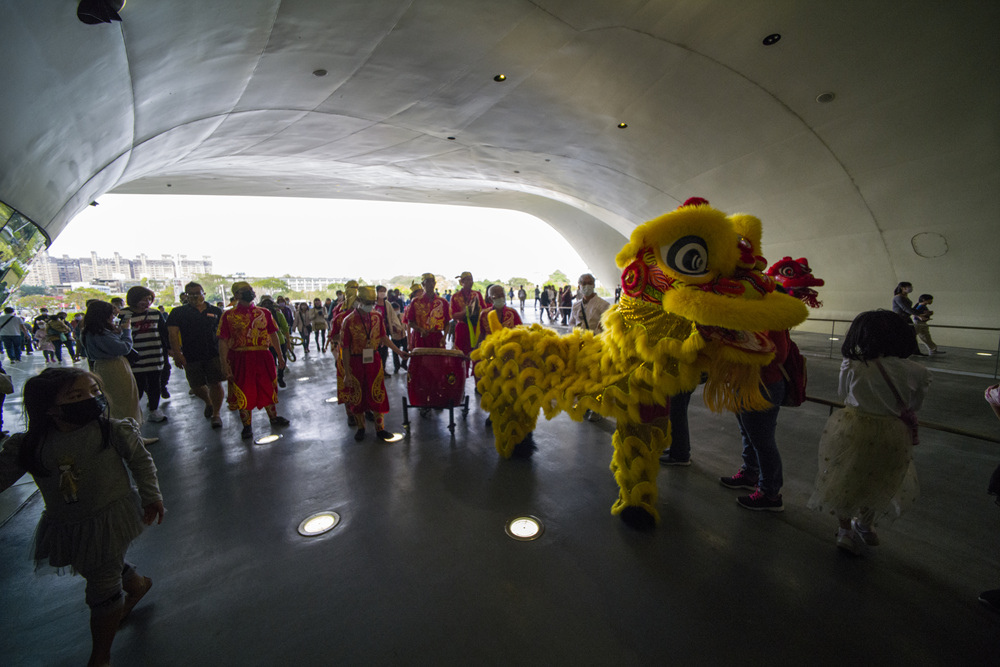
xmin=808 ymin=310 xmax=931 ymax=555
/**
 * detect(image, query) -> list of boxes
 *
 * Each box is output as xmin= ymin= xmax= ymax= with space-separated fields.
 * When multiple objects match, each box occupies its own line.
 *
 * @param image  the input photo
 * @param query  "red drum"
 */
xmin=407 ymin=347 xmax=469 ymax=407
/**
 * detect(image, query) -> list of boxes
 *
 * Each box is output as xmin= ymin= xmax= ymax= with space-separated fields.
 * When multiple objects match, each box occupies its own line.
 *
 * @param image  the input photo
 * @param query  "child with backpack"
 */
xmin=808 ymin=310 xmax=931 ymax=555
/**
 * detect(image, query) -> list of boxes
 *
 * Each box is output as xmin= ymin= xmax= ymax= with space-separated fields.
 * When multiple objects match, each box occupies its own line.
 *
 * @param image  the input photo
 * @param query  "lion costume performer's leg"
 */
xmin=610 ymin=405 xmax=670 ymax=528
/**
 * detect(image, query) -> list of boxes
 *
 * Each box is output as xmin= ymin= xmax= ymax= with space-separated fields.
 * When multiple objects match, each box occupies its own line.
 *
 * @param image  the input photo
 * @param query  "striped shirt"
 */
xmin=122 ymin=308 xmax=166 ymax=372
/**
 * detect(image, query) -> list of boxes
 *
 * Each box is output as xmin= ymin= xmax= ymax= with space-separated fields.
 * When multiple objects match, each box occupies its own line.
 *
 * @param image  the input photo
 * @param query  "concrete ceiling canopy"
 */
xmin=0 ymin=1 xmax=997 ymax=323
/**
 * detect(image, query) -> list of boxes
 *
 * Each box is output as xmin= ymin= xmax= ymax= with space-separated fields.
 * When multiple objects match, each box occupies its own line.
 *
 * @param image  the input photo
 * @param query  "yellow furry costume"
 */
xmin=472 ymin=198 xmax=808 ymax=528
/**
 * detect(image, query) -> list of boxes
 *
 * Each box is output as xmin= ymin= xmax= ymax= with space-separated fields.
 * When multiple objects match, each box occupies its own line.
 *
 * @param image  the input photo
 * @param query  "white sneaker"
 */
xmin=836 ymin=528 xmax=862 ymax=555
xmin=148 ymin=409 xmax=167 ymax=423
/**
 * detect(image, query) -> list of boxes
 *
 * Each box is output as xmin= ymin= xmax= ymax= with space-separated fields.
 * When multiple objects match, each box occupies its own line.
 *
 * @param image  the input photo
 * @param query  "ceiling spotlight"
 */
xmin=762 ymin=33 xmax=781 ymax=46
xmin=617 ymin=122 xmax=628 ymax=129
xmin=816 ymin=92 xmax=836 ymax=103
xmin=78 ymin=0 xmax=125 ymax=25
xmin=313 ymin=69 xmax=328 ymax=77
xmin=493 ymin=74 xmax=507 ymax=82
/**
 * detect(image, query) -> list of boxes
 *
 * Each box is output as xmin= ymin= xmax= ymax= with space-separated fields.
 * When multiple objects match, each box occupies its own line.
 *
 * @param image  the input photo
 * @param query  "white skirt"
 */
xmin=807 ymin=407 xmax=918 ymax=526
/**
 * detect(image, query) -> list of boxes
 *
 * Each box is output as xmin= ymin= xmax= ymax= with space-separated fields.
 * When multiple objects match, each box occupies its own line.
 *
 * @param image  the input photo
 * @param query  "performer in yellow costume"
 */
xmin=473 ymin=198 xmax=808 ymax=528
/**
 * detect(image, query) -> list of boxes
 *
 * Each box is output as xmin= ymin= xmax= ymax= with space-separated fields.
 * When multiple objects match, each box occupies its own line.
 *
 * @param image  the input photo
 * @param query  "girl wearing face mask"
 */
xmin=81 ymin=301 xmax=147 ymax=434
xmin=0 ymin=367 xmax=165 ymax=666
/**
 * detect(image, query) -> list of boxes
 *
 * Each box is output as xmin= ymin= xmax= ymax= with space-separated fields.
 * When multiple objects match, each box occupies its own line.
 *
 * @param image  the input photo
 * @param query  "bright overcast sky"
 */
xmin=48 ymin=194 xmax=590 ymax=285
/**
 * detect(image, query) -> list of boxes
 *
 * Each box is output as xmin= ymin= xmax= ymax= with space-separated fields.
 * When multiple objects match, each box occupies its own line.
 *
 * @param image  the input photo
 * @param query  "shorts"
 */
xmin=184 ymin=356 xmax=225 ymax=388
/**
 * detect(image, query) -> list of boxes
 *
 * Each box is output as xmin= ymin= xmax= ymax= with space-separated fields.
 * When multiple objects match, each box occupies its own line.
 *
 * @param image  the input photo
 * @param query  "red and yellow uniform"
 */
xmin=330 ymin=306 xmax=353 ymax=403
xmin=218 ymin=303 xmax=278 ymax=411
xmin=450 ymin=288 xmax=486 ymax=355
xmin=478 ymin=304 xmax=522 ymax=337
xmin=404 ymin=292 xmax=449 ymax=348
xmin=341 ymin=309 xmax=390 ymax=415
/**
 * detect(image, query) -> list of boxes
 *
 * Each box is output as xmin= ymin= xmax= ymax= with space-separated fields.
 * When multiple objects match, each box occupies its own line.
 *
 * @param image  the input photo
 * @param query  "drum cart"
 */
xmin=401 ymin=347 xmax=471 ymax=433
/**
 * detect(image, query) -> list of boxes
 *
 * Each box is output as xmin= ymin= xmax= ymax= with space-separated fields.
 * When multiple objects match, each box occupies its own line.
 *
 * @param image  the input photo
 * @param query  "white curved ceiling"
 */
xmin=1 ymin=1 xmax=997 ymax=323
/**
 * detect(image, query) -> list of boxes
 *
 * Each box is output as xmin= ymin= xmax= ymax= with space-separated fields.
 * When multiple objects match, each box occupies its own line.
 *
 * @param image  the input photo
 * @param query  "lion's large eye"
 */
xmin=663 ymin=236 xmax=709 ymax=276
xmin=779 ymin=266 xmax=796 ymax=277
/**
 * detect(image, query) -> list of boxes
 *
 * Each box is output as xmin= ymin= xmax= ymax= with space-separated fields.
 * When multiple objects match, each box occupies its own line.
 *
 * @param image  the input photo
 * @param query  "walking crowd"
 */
xmin=1 ymin=268 xmax=997 ymax=666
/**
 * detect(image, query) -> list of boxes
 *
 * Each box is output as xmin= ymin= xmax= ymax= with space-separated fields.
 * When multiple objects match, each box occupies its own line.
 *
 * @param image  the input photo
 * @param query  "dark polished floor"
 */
xmin=1 ymin=309 xmax=998 ymax=666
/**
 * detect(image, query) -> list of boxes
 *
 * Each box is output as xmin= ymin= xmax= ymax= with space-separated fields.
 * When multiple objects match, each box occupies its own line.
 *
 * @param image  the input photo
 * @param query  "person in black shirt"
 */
xmin=166 ymin=282 xmax=226 ymax=428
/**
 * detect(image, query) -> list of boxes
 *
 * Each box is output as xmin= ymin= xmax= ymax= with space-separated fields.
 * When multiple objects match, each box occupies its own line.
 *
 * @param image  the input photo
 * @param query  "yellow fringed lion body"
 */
xmin=472 ymin=199 xmax=808 ymax=527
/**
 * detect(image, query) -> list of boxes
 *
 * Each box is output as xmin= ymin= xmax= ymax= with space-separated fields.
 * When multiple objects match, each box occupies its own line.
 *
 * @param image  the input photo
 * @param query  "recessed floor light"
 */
xmin=763 ymin=33 xmax=781 ymax=46
xmin=494 ymin=74 xmax=506 ymax=82
xmin=325 ymin=396 xmax=339 ymax=403
xmin=255 ymin=434 xmax=282 ymax=445
xmin=977 ymin=352 xmax=993 ymax=357
xmin=297 ymin=377 xmax=311 ymax=382
xmin=298 ymin=511 xmax=340 ymax=537
xmin=313 ymin=69 xmax=328 ymax=77
xmin=506 ymin=515 xmax=543 ymax=541
xmin=383 ymin=432 xmax=404 ymax=443
xmin=829 ymin=337 xmax=839 ymax=341
xmin=816 ymin=92 xmax=836 ymax=103
xmin=617 ymin=122 xmax=628 ymax=129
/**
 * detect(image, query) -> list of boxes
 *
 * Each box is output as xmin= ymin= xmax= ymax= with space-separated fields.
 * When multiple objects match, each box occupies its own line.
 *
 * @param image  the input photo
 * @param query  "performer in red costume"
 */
xmin=404 ymin=273 xmax=450 ymax=349
xmin=478 ymin=283 xmax=523 ymax=336
xmin=329 ymin=280 xmax=359 ymax=426
xmin=450 ymin=271 xmax=486 ymax=357
xmin=341 ymin=286 xmax=408 ymax=441
xmin=218 ymin=281 xmax=289 ymax=440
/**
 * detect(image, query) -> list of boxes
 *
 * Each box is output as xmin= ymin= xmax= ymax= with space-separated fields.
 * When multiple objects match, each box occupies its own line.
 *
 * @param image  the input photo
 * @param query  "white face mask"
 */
xmin=359 ymin=303 xmax=374 ymax=313
xmin=492 ymin=297 xmax=505 ymax=308
xmin=580 ymin=284 xmax=595 ymax=297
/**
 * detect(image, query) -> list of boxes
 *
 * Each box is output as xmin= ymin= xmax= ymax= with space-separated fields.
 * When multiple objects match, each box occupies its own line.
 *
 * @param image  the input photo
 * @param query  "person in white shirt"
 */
xmin=0 ymin=307 xmax=25 ymax=362
xmin=569 ymin=273 xmax=611 ymax=334
xmin=569 ymin=273 xmax=611 ymax=422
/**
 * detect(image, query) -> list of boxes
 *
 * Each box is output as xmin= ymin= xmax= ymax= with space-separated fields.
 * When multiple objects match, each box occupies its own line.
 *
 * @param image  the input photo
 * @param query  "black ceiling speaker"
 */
xmin=78 ymin=0 xmax=126 ymax=25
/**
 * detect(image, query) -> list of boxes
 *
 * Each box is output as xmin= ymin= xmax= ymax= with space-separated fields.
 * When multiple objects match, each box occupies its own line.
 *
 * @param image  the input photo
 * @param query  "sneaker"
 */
xmin=659 ymin=451 xmax=691 ymax=466
xmin=720 ymin=469 xmax=758 ymax=490
xmin=269 ymin=416 xmax=290 ymax=427
xmin=376 ymin=429 xmax=393 ymax=441
xmin=836 ymin=528 xmax=863 ymax=555
xmin=240 ymin=424 xmax=253 ymax=440
xmin=148 ymin=409 xmax=167 ymax=423
xmin=736 ymin=490 xmax=783 ymax=512
xmin=851 ymin=519 xmax=880 ymax=546
xmin=160 ymin=388 xmax=170 ymax=399
xmin=354 ymin=429 xmax=366 ymax=441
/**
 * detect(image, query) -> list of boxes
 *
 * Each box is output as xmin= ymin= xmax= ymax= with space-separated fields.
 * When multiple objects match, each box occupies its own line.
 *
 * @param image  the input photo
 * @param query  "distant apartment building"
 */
xmin=285 ymin=276 xmax=338 ymax=292
xmin=24 ymin=250 xmax=213 ymax=289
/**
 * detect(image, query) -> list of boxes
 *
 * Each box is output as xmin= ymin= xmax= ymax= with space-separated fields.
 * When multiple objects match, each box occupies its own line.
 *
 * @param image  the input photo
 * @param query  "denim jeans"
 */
xmin=1 ymin=335 xmax=21 ymax=361
xmin=735 ymin=379 xmax=785 ymax=497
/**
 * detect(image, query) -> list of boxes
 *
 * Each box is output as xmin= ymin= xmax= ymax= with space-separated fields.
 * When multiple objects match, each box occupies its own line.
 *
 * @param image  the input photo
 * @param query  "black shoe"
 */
xmin=203 ymin=404 xmax=213 ymax=419
xmin=354 ymin=429 xmax=366 ymax=441
xmin=736 ymin=490 xmax=784 ymax=512
xmin=161 ymin=388 xmax=170 ymax=399
xmin=720 ymin=469 xmax=758 ymax=490
xmin=659 ymin=451 xmax=691 ymax=466
xmin=240 ymin=424 xmax=253 ymax=440
xmin=269 ymin=416 xmax=290 ymax=426
xmin=376 ymin=429 xmax=393 ymax=441
xmin=978 ymin=589 xmax=1000 ymax=612
xmin=365 ymin=410 xmax=375 ymax=422
xmin=347 ymin=414 xmax=358 ymax=427
xmin=278 ymin=378 xmax=286 ymax=388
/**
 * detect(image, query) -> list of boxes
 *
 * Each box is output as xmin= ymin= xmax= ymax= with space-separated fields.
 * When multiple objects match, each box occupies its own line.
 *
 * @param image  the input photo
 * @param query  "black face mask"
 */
xmin=59 ymin=395 xmax=108 ymax=425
